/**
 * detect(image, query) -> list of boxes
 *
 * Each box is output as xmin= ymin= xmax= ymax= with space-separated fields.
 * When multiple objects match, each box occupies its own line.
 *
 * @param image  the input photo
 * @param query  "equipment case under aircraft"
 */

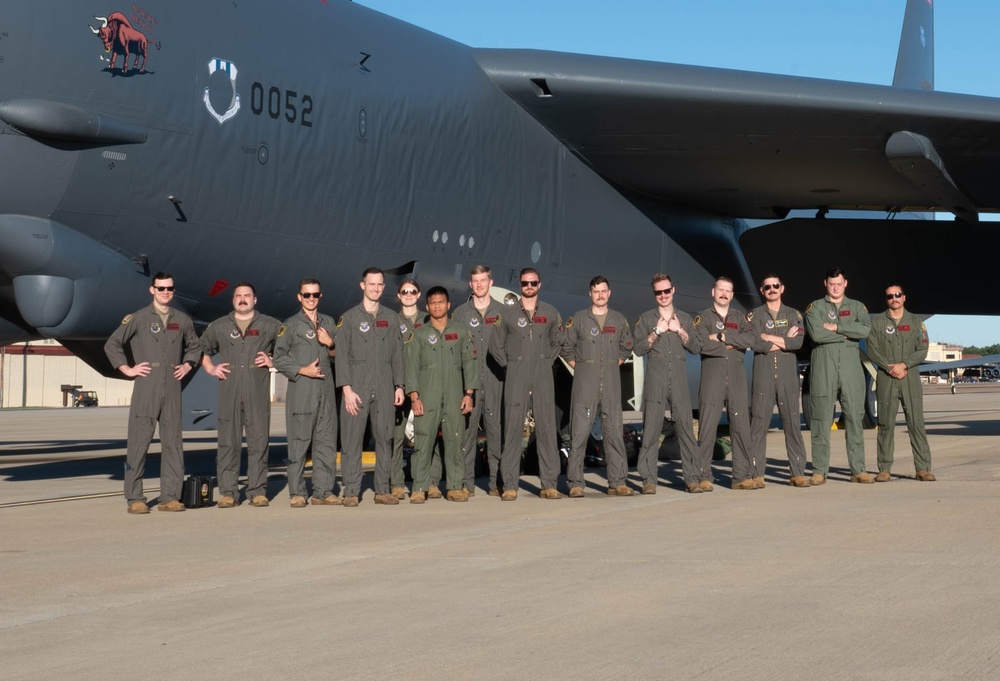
xmin=182 ymin=475 xmax=214 ymax=508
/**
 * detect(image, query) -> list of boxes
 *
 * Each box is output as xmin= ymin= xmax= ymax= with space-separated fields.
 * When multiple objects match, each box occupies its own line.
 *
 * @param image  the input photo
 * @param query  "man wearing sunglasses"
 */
xmin=632 ymin=273 xmax=698 ymax=494
xmin=336 ymin=267 xmax=405 ymax=507
xmin=865 ymin=285 xmax=934 ymax=482
xmin=561 ymin=276 xmax=634 ymax=497
xmin=747 ymin=275 xmax=810 ymax=488
xmin=452 ymin=265 xmax=505 ymax=496
xmin=803 ymin=267 xmax=873 ymax=484
xmin=273 ymin=277 xmax=339 ymax=507
xmin=105 ymin=272 xmax=201 ymax=514
xmin=690 ymin=276 xmax=754 ymax=491
xmin=489 ymin=268 xmax=564 ymax=500
xmin=200 ymin=282 xmax=282 ymax=508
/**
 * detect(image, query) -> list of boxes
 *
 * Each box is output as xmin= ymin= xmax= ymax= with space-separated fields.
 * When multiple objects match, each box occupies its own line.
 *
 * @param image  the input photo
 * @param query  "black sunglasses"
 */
xmin=886 ymin=292 xmax=904 ymax=299
xmin=300 ymin=292 xmax=321 ymax=299
xmin=399 ymin=289 xmax=419 ymax=296
xmin=653 ymin=287 xmax=673 ymax=296
xmin=761 ymin=283 xmax=781 ymax=292
xmin=520 ymin=280 xmax=540 ymax=287
xmin=153 ymin=286 xmax=175 ymax=292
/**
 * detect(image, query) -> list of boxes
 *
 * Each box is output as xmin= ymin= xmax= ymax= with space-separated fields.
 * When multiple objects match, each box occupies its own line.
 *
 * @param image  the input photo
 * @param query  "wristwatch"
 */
xmin=654 ymin=327 xmax=664 ymax=336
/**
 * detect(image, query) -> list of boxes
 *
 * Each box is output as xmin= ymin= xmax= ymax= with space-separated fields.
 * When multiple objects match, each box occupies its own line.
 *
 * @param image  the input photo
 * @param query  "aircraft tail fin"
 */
xmin=893 ymin=0 xmax=934 ymax=90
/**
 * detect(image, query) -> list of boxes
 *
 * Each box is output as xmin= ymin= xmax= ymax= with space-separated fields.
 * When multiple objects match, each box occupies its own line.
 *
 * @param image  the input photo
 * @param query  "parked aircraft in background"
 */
xmin=2 ymin=0 xmax=999 ymax=387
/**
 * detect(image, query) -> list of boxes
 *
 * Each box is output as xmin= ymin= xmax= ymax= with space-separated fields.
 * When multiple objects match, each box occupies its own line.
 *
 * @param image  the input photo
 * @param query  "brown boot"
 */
xmin=732 ymin=479 xmax=758 ymax=491
xmin=641 ymin=483 xmax=657 ymax=495
xmin=488 ymin=488 xmax=501 ymax=497
xmin=915 ymin=470 xmax=937 ymax=482
xmin=500 ymin=490 xmax=518 ymax=501
xmin=343 ymin=496 xmax=360 ymax=507
xmin=446 ymin=489 xmax=469 ymax=502
xmin=427 ymin=485 xmax=443 ymax=499
xmin=289 ymin=495 xmax=307 ymax=508
xmin=539 ymin=488 xmax=562 ymax=499
xmin=374 ymin=493 xmax=400 ymax=505
xmin=157 ymin=499 xmax=186 ymax=512
xmin=809 ymin=474 xmax=826 ymax=486
xmin=568 ymin=486 xmax=585 ymax=498
xmin=127 ymin=500 xmax=149 ymax=515
xmin=875 ymin=471 xmax=891 ymax=483
xmin=607 ymin=485 xmax=633 ymax=496
xmin=217 ymin=496 xmax=237 ymax=508
xmin=311 ymin=495 xmax=343 ymax=506
xmin=391 ymin=486 xmax=407 ymax=500
xmin=698 ymin=480 xmax=714 ymax=493
xmin=410 ymin=491 xmax=426 ymax=504
xmin=752 ymin=476 xmax=766 ymax=489
xmin=789 ymin=476 xmax=812 ymax=488
xmin=686 ymin=483 xmax=704 ymax=494
xmin=850 ymin=472 xmax=875 ymax=484
xmin=250 ymin=495 xmax=269 ymax=507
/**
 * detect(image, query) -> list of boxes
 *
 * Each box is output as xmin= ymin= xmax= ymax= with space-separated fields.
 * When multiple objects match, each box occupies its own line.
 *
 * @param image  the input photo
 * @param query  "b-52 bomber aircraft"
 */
xmin=1 ymin=0 xmax=999 ymax=382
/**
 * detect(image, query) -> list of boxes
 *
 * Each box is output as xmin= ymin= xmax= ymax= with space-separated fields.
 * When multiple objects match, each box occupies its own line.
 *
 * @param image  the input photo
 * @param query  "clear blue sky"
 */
xmin=361 ymin=0 xmax=1000 ymax=347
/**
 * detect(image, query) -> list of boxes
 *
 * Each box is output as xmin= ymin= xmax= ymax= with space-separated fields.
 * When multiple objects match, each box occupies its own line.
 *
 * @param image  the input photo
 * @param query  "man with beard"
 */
xmin=200 ymin=282 xmax=281 ymax=507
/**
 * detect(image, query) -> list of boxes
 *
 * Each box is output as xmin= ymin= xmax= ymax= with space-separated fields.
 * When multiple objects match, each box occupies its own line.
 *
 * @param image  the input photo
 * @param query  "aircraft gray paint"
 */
xmin=0 ymin=0 xmax=998 ymax=378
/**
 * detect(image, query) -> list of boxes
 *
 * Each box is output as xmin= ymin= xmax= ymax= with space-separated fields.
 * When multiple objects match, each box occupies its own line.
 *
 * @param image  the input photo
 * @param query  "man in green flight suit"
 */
xmin=272 ymin=277 xmax=339 ymax=508
xmin=200 ymin=282 xmax=281 ymax=507
xmin=865 ymin=284 xmax=934 ymax=482
xmin=405 ymin=286 xmax=479 ymax=503
xmin=104 ymin=272 xmax=201 ymax=514
xmin=803 ymin=267 xmax=873 ymax=484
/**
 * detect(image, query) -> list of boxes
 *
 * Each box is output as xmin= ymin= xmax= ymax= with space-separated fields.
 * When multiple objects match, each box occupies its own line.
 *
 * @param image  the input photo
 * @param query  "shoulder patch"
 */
xmin=804 ymin=303 xmax=813 ymax=314
xmin=745 ymin=311 xmax=753 ymax=322
xmin=277 ymin=325 xmax=286 ymax=338
xmin=336 ymin=316 xmax=344 ymax=328
xmin=121 ymin=313 xmax=132 ymax=325
xmin=693 ymin=315 xmax=701 ymax=327
xmin=565 ymin=317 xmax=573 ymax=329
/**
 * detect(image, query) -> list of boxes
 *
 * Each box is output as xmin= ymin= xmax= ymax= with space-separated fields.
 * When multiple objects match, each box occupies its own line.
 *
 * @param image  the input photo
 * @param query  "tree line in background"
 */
xmin=960 ymin=344 xmax=1000 ymax=356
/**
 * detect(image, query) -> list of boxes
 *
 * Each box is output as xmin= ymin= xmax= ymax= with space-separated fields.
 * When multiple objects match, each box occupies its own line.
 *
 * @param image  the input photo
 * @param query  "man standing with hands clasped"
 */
xmin=200 ymin=282 xmax=281 ymax=507
xmin=865 ymin=285 xmax=934 ymax=482
xmin=273 ymin=278 xmax=339 ymax=508
xmin=632 ymin=274 xmax=698 ymax=494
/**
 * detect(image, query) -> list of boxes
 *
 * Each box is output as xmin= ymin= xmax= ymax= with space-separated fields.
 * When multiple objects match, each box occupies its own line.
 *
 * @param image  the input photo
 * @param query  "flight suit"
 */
xmin=336 ymin=303 xmax=404 ymax=498
xmin=690 ymin=307 xmax=754 ymax=484
xmin=489 ymin=300 xmax=563 ymax=493
xmin=804 ymin=296 xmax=871 ymax=476
xmin=452 ymin=298 xmax=505 ymax=493
xmin=104 ymin=305 xmax=201 ymax=505
xmin=200 ymin=311 xmax=281 ymax=502
xmin=866 ymin=310 xmax=931 ymax=474
xmin=748 ymin=304 xmax=808 ymax=479
xmin=393 ymin=311 xmax=426 ymax=491
xmin=273 ymin=311 xmax=338 ymax=499
xmin=561 ymin=308 xmax=633 ymax=491
xmin=632 ymin=308 xmax=699 ymax=488
xmin=404 ymin=321 xmax=479 ymax=492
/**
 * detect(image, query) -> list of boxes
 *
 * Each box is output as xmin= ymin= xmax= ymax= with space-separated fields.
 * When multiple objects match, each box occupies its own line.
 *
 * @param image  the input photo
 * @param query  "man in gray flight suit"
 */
xmin=105 ymin=272 xmax=201 ymax=514
xmin=452 ymin=264 xmax=505 ymax=496
xmin=336 ymin=267 xmax=405 ymax=507
xmin=747 ymin=274 xmax=811 ymax=488
xmin=561 ymin=276 xmax=634 ymax=497
xmin=405 ymin=286 xmax=479 ymax=503
xmin=489 ymin=267 xmax=564 ymax=501
xmin=273 ymin=278 xmax=339 ymax=508
xmin=803 ymin=266 xmax=873 ymax=484
xmin=865 ymin=284 xmax=934 ymax=482
xmin=690 ymin=276 xmax=754 ymax=491
xmin=633 ymin=273 xmax=698 ymax=495
xmin=200 ymin=282 xmax=281 ymax=507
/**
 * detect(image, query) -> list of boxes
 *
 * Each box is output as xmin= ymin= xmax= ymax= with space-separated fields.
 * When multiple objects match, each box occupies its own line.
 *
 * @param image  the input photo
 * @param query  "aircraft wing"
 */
xmin=473 ymin=49 xmax=1000 ymax=220
xmin=920 ymin=354 xmax=1000 ymax=375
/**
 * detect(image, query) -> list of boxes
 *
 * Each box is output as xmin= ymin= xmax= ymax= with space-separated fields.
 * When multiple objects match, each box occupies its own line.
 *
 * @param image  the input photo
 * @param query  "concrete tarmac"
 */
xmin=2 ymin=390 xmax=999 ymax=680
